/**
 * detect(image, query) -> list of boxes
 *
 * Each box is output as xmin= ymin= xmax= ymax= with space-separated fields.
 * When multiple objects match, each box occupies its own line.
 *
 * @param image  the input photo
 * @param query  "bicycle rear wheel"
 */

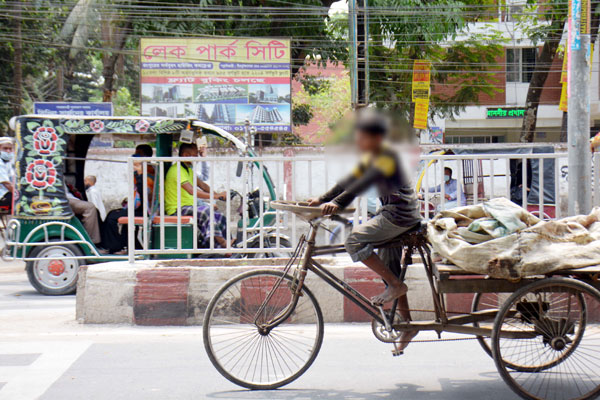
xmin=203 ymin=269 xmax=324 ymax=390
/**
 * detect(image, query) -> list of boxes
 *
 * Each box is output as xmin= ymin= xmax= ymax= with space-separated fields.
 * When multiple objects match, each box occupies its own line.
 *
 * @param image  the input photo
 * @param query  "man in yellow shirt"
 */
xmin=165 ymin=143 xmax=230 ymax=249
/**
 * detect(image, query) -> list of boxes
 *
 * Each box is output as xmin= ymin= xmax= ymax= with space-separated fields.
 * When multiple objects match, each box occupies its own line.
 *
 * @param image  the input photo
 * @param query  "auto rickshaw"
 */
xmin=1 ymin=115 xmax=286 ymax=295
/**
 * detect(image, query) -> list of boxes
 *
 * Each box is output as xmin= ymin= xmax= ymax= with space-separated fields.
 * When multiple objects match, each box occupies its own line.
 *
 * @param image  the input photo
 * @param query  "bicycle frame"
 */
xmin=254 ymin=218 xmax=439 ymax=331
xmin=254 ymin=217 xmax=536 ymax=341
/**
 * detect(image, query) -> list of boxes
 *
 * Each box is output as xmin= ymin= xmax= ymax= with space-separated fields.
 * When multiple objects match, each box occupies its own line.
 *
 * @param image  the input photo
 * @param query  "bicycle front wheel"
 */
xmin=203 ymin=269 xmax=324 ymax=390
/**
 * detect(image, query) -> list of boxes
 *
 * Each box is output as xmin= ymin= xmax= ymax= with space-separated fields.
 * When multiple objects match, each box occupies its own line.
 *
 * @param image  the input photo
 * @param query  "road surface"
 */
xmin=0 ymin=262 xmax=518 ymax=400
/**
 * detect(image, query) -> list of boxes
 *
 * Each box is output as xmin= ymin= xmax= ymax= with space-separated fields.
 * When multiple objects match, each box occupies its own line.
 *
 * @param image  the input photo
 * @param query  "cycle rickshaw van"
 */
xmin=1 ymin=115 xmax=283 ymax=295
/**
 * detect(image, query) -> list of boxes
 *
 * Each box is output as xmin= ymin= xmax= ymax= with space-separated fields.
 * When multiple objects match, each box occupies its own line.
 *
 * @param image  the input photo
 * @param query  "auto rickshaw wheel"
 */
xmin=26 ymin=242 xmax=84 ymax=295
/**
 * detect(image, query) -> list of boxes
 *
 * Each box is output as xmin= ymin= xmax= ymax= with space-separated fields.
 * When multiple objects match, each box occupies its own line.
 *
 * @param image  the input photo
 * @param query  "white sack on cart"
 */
xmin=427 ymin=197 xmax=600 ymax=279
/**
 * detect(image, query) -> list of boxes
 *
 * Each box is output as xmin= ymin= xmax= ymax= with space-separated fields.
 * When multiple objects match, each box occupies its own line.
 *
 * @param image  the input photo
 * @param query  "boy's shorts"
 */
xmin=344 ymin=214 xmax=416 ymax=263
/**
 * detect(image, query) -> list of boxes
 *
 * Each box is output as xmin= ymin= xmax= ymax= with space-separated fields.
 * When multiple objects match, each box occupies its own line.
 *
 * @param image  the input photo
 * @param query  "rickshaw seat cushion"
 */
xmin=117 ymin=216 xmax=194 ymax=225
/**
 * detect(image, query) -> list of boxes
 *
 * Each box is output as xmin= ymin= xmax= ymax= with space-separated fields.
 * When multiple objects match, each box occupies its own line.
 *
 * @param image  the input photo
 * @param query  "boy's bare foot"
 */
xmin=371 ymin=282 xmax=408 ymax=305
xmin=397 ymin=329 xmax=419 ymax=353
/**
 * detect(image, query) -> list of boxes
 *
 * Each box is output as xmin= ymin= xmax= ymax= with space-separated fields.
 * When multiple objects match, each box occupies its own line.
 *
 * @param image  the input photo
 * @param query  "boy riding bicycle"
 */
xmin=308 ymin=113 xmax=422 ymax=309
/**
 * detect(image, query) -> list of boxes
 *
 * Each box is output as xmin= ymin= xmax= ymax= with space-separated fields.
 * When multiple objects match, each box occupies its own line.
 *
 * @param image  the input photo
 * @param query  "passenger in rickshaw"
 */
xmin=165 ymin=143 xmax=230 ymax=249
xmin=0 ymin=137 xmax=15 ymax=212
xmin=420 ymin=167 xmax=466 ymax=210
xmin=84 ymin=175 xmax=106 ymax=221
xmin=101 ymin=150 xmax=155 ymax=254
xmin=65 ymin=174 xmax=102 ymax=246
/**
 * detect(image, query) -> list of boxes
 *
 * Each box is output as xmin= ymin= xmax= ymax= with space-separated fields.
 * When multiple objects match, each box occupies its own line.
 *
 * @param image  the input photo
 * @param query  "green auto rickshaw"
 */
xmin=2 ymin=115 xmax=287 ymax=295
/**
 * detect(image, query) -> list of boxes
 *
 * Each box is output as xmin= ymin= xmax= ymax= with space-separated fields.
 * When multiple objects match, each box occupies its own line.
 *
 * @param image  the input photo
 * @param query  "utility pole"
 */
xmin=356 ymin=0 xmax=369 ymax=107
xmin=567 ymin=0 xmax=592 ymax=215
xmin=13 ymin=0 xmax=23 ymax=117
xmin=348 ymin=0 xmax=369 ymax=108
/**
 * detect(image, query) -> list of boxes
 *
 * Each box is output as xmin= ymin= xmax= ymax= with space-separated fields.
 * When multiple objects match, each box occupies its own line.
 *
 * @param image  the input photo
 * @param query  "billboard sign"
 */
xmin=140 ymin=37 xmax=292 ymax=133
xmin=33 ymin=102 xmax=113 ymax=117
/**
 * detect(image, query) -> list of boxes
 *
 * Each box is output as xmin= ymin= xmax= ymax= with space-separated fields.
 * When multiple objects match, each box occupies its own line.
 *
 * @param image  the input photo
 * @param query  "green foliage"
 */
xmin=335 ymin=0 xmax=506 ymax=122
xmin=293 ymin=70 xmax=352 ymax=142
xmin=298 ymin=75 xmax=332 ymax=95
xmin=292 ymin=104 xmax=314 ymax=126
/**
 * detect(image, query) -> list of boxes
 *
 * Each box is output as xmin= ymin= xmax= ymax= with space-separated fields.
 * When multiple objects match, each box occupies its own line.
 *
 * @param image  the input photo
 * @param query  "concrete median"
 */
xmin=76 ymin=257 xmax=461 ymax=325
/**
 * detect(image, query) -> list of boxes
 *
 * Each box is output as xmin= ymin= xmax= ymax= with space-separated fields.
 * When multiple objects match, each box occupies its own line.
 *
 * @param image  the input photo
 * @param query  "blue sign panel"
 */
xmin=34 ymin=102 xmax=113 ymax=117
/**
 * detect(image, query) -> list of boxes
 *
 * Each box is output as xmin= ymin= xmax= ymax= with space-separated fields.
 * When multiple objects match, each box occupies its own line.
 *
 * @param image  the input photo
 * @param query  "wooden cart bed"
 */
xmin=433 ymin=263 xmax=600 ymax=294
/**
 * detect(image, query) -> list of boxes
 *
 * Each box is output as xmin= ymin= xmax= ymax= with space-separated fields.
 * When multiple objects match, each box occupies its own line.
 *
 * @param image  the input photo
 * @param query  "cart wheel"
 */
xmin=492 ymin=277 xmax=600 ymax=400
xmin=203 ymin=269 xmax=324 ymax=390
xmin=26 ymin=243 xmax=83 ymax=295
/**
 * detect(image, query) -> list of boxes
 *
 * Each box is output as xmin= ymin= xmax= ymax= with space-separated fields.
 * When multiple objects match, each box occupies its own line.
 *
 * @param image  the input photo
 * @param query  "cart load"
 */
xmin=428 ymin=197 xmax=600 ymax=279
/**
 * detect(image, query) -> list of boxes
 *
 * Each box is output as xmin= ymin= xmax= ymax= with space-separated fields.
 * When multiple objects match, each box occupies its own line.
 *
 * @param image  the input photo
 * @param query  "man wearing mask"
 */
xmin=421 ymin=167 xmax=466 ymax=210
xmin=0 ymin=137 xmax=15 ymax=211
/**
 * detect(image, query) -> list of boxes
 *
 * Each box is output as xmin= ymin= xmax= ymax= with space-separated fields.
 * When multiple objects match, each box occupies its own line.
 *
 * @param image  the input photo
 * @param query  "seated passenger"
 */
xmin=101 ymin=154 xmax=154 ymax=254
xmin=84 ymin=175 xmax=106 ymax=221
xmin=165 ymin=143 xmax=230 ymax=249
xmin=420 ymin=167 xmax=466 ymax=210
xmin=0 ymin=137 xmax=15 ymax=212
xmin=64 ymin=176 xmax=102 ymax=247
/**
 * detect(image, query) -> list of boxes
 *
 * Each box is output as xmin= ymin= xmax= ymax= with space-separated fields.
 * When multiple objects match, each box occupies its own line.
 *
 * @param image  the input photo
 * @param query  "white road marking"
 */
xmin=0 ymin=341 xmax=91 ymax=400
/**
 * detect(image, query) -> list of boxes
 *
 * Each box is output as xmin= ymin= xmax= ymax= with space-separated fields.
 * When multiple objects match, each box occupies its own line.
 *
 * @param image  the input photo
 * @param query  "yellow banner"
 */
xmin=559 ymin=82 xmax=568 ymax=112
xmin=412 ymin=60 xmax=431 ymax=102
xmin=561 ymin=51 xmax=568 ymax=83
xmin=414 ymin=100 xmax=429 ymax=130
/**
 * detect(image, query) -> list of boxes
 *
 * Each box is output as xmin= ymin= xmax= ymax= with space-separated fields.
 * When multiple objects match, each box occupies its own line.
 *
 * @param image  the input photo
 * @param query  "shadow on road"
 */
xmin=205 ymin=374 xmax=516 ymax=400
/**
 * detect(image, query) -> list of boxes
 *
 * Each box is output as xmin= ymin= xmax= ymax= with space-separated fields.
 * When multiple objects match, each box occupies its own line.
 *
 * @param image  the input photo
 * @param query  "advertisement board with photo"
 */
xmin=140 ymin=37 xmax=291 ymax=133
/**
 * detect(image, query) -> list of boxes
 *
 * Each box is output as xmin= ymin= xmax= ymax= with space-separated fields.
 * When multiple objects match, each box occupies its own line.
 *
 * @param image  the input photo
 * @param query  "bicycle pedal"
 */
xmin=391 ymin=342 xmax=404 ymax=357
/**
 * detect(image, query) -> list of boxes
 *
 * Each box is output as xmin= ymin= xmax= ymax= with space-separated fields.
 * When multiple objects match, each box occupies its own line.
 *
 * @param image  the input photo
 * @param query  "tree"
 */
xmin=328 ymin=0 xmax=504 ymax=124
xmin=0 ymin=0 xmax=69 ymax=134
xmin=517 ymin=0 xmax=568 ymax=142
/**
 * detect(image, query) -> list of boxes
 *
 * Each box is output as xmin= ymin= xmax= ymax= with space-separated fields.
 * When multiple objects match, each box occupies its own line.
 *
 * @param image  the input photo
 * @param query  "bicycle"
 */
xmin=203 ymin=200 xmax=600 ymax=399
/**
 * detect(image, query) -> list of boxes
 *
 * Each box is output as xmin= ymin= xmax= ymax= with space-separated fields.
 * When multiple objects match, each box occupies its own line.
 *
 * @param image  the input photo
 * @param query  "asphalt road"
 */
xmin=0 ymin=262 xmax=519 ymax=400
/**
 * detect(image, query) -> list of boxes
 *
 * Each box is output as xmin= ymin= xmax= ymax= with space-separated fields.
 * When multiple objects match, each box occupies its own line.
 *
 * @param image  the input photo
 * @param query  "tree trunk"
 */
xmin=519 ymin=24 xmax=564 ymax=142
xmin=101 ymin=20 xmax=131 ymax=102
xmin=13 ymin=0 xmax=23 ymax=116
xmin=560 ymin=111 xmax=568 ymax=142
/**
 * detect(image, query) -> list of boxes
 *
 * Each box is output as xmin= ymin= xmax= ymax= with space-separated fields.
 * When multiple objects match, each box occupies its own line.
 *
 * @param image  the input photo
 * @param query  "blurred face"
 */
xmin=0 ymin=143 xmax=13 ymax=153
xmin=182 ymin=147 xmax=198 ymax=166
xmin=183 ymin=147 xmax=198 ymax=158
xmin=355 ymin=130 xmax=383 ymax=153
xmin=84 ymin=177 xmax=93 ymax=187
xmin=198 ymin=145 xmax=207 ymax=157
xmin=444 ymin=170 xmax=451 ymax=182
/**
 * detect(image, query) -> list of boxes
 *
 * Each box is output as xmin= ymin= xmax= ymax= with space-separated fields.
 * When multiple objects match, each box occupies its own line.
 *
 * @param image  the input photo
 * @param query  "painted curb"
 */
xmin=76 ymin=259 xmax=467 ymax=325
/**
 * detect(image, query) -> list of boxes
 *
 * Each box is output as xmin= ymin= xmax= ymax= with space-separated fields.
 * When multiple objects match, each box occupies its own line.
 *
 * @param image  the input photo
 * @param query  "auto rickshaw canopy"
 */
xmin=12 ymin=115 xmax=238 ymax=220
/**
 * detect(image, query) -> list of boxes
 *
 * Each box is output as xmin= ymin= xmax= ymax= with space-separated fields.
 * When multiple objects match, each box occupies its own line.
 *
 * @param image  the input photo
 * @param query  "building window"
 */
xmin=506 ymin=48 xmax=537 ymax=83
xmin=445 ymin=135 xmax=505 ymax=144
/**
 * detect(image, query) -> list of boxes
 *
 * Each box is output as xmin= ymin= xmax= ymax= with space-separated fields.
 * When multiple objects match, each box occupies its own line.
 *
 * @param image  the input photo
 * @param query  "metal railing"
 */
xmin=3 ymin=150 xmax=598 ymax=264
xmin=125 ymin=151 xmax=589 ymax=262
xmin=419 ymin=152 xmax=572 ymax=220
